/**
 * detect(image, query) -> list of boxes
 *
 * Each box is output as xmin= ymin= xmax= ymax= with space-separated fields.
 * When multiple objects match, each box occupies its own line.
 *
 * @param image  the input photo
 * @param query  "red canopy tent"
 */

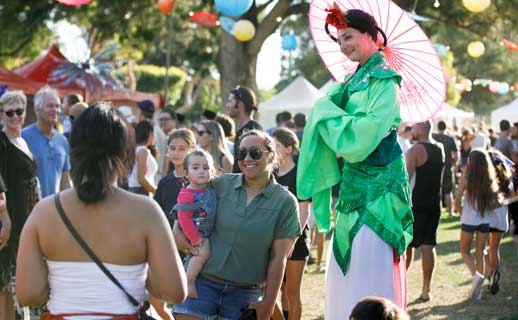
xmin=13 ymin=44 xmax=162 ymax=108
xmin=0 ymin=65 xmax=82 ymax=97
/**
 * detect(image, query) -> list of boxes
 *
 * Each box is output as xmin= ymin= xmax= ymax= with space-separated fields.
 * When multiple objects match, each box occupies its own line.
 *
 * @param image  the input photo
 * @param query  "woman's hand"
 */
xmin=173 ymin=221 xmax=198 ymax=256
xmin=248 ymin=300 xmax=274 ymax=320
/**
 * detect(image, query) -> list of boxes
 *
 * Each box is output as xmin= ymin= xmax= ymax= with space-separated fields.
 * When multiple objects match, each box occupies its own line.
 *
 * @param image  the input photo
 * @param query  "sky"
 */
xmin=50 ymin=20 xmax=283 ymax=90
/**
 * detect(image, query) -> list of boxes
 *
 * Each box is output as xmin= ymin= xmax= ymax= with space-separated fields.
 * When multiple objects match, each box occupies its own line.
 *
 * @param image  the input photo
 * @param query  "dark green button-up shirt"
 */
xmin=201 ymin=174 xmax=300 ymax=286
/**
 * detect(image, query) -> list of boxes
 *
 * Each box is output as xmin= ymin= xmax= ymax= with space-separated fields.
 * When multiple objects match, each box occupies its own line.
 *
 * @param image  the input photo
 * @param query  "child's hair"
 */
xmin=465 ymin=148 xmax=501 ymax=216
xmin=349 ymin=297 xmax=409 ymax=320
xmin=183 ymin=150 xmax=217 ymax=185
xmin=271 ymin=127 xmax=299 ymax=162
xmin=168 ymin=128 xmax=197 ymax=149
xmin=489 ymin=150 xmax=512 ymax=197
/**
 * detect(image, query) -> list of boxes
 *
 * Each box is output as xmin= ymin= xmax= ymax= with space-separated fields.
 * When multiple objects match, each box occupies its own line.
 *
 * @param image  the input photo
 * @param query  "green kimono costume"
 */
xmin=296 ymin=52 xmax=413 ymax=275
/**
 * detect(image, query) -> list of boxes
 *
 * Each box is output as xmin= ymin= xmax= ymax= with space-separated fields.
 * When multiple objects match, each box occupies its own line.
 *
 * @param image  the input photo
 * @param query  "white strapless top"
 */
xmin=47 ymin=260 xmax=147 ymax=320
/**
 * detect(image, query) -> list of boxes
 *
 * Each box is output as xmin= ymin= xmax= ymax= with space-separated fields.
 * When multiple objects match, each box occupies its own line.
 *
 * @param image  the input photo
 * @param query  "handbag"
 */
xmin=53 ymin=193 xmax=156 ymax=320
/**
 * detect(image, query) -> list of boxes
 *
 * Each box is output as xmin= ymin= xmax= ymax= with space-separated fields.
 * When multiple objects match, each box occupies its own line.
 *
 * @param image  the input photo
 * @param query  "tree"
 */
xmin=216 ymin=0 xmax=309 ymax=103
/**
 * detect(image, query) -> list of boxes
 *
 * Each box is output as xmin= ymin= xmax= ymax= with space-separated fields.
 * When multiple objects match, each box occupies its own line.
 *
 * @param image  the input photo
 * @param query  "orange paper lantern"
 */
xmin=158 ymin=0 xmax=175 ymax=14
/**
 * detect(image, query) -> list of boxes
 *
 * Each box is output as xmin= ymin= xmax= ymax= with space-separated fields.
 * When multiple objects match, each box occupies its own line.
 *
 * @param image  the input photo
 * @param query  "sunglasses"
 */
xmin=198 ymin=130 xmax=208 ymax=136
xmin=237 ymin=146 xmax=269 ymax=161
xmin=1 ymin=108 xmax=24 ymax=118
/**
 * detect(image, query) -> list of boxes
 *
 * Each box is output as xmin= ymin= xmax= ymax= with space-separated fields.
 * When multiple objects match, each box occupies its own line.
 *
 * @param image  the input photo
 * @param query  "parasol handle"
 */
xmin=325 ymin=23 xmax=338 ymax=43
xmin=376 ymin=26 xmax=388 ymax=49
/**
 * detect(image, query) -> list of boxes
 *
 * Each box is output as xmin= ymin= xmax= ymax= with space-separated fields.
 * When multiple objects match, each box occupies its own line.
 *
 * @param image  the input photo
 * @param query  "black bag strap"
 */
xmin=53 ymin=193 xmax=140 ymax=307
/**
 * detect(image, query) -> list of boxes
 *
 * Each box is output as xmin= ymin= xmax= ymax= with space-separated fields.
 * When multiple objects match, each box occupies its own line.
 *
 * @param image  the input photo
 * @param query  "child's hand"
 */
xmin=193 ymin=238 xmax=204 ymax=247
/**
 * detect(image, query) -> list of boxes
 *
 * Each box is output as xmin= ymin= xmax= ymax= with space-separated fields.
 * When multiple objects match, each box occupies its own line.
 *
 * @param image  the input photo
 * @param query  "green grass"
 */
xmin=300 ymin=215 xmax=518 ymax=319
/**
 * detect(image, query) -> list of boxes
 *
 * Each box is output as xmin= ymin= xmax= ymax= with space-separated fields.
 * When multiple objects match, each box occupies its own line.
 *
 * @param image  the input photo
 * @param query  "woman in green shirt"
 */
xmin=174 ymin=130 xmax=301 ymax=320
xmin=297 ymin=7 xmax=413 ymax=319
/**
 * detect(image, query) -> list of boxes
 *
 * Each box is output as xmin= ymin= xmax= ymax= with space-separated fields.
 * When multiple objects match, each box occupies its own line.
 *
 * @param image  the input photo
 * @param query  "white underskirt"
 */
xmin=325 ymin=225 xmax=406 ymax=319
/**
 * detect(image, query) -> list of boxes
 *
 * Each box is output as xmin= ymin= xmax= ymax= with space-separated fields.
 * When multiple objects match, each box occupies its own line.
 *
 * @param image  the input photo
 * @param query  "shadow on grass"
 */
xmin=409 ymin=297 xmax=518 ymax=320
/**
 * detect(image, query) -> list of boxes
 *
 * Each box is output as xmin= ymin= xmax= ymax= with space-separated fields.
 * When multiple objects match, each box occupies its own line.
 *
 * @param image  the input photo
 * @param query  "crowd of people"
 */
xmin=1 ymin=6 xmax=516 ymax=320
xmin=399 ymin=118 xmax=518 ymax=302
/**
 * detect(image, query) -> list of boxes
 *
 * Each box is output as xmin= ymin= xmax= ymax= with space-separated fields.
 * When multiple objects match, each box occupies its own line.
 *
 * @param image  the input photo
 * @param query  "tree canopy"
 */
xmin=0 ymin=0 xmax=517 ymax=116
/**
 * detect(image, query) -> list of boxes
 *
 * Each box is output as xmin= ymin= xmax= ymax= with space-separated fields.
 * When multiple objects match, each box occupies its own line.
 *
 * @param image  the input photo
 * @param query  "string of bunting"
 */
xmin=451 ymin=77 xmax=518 ymax=96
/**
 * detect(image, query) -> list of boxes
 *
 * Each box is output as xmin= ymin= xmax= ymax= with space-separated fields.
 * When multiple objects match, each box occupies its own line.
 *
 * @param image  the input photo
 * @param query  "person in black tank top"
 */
xmin=272 ymin=128 xmax=310 ymax=320
xmin=405 ymin=120 xmax=445 ymax=302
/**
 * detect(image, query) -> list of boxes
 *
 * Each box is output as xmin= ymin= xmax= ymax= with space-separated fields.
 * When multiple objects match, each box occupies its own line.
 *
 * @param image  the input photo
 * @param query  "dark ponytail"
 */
xmin=70 ymin=104 xmax=132 ymax=203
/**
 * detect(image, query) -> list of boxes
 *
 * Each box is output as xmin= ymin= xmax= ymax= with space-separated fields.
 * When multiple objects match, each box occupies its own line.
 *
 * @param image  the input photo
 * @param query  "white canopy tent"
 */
xmin=432 ymin=103 xmax=475 ymax=128
xmin=319 ymin=79 xmax=338 ymax=95
xmin=258 ymin=76 xmax=323 ymax=129
xmin=491 ymin=99 xmax=518 ymax=130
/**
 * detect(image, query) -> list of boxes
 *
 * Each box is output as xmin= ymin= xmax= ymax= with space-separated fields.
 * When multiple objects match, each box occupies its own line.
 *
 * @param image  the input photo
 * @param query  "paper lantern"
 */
xmin=467 ymin=41 xmax=485 ymax=58
xmin=489 ymin=81 xmax=500 ymax=93
xmin=460 ymin=79 xmax=473 ymax=91
xmin=189 ymin=12 xmax=218 ymax=28
xmin=497 ymin=82 xmax=510 ymax=95
xmin=282 ymin=34 xmax=297 ymax=51
xmin=462 ymin=0 xmax=491 ymax=13
xmin=219 ymin=16 xmax=236 ymax=34
xmin=233 ymin=20 xmax=255 ymax=42
xmin=55 ymin=0 xmax=93 ymax=5
xmin=215 ymin=0 xmax=253 ymax=17
xmin=157 ymin=0 xmax=175 ymax=14
xmin=432 ymin=43 xmax=448 ymax=57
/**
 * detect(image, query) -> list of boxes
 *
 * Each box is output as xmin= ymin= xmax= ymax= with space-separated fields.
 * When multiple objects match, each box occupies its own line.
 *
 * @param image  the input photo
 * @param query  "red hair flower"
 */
xmin=325 ymin=7 xmax=348 ymax=30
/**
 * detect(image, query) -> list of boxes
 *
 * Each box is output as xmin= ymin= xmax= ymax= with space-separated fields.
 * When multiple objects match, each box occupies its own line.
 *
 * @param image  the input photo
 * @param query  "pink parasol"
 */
xmin=55 ymin=0 xmax=93 ymax=5
xmin=309 ymin=0 xmax=446 ymax=123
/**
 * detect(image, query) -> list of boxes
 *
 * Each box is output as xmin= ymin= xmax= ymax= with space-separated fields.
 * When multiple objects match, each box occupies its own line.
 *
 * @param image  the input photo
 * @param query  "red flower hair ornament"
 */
xmin=325 ymin=7 xmax=348 ymax=30
xmin=324 ymin=6 xmax=348 ymax=43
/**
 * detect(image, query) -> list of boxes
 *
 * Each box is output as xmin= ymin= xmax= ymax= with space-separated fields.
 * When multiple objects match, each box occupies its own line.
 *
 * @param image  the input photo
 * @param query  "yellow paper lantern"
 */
xmin=233 ymin=20 xmax=255 ymax=42
xmin=467 ymin=41 xmax=485 ymax=58
xmin=462 ymin=0 xmax=491 ymax=13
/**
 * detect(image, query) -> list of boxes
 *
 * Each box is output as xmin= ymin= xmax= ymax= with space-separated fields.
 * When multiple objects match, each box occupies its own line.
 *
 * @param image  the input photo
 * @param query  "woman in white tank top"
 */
xmin=128 ymin=121 xmax=158 ymax=197
xmin=15 ymin=105 xmax=187 ymax=320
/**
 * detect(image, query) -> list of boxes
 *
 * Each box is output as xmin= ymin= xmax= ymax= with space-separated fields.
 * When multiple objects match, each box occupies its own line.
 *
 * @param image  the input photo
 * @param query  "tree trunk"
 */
xmin=216 ymin=0 xmax=295 ymax=107
xmin=217 ymin=31 xmax=258 ymax=106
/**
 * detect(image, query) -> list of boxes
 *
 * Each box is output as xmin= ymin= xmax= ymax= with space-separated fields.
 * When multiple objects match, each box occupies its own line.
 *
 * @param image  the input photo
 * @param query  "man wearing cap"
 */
xmin=226 ymin=86 xmax=263 ymax=173
xmin=137 ymin=99 xmax=168 ymax=181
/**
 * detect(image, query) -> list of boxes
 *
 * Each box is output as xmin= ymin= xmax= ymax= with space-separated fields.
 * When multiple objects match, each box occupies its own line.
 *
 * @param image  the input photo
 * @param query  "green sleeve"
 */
xmin=297 ymin=78 xmax=400 ymax=233
xmin=274 ymin=193 xmax=301 ymax=240
xmin=317 ymin=78 xmax=400 ymax=163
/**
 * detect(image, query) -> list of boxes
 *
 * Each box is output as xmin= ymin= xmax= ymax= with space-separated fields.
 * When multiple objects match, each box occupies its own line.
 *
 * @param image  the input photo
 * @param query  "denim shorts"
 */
xmin=172 ymin=275 xmax=262 ymax=320
xmin=461 ymin=223 xmax=490 ymax=233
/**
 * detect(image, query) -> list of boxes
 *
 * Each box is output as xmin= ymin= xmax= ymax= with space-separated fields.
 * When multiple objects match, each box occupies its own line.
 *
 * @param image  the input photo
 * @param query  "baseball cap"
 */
xmin=137 ymin=99 xmax=155 ymax=113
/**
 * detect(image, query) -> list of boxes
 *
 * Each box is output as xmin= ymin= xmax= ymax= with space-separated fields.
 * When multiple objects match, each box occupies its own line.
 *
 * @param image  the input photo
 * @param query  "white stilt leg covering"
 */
xmin=325 ymin=225 xmax=406 ymax=319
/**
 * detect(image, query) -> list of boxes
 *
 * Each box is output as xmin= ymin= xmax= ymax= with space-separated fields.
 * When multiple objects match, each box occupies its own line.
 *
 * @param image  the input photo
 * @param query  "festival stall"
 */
xmin=13 ymin=44 xmax=161 ymax=108
xmin=433 ymin=103 xmax=475 ymax=129
xmin=258 ymin=76 xmax=323 ymax=128
xmin=491 ymin=99 xmax=518 ymax=130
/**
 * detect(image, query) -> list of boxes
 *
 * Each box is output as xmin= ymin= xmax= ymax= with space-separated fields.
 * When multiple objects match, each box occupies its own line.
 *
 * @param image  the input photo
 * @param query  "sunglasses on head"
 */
xmin=237 ymin=146 xmax=269 ymax=161
xmin=1 ymin=108 xmax=24 ymax=118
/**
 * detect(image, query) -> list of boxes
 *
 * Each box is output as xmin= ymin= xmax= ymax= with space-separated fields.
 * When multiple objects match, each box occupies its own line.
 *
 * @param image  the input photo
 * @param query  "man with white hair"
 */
xmin=22 ymin=86 xmax=71 ymax=197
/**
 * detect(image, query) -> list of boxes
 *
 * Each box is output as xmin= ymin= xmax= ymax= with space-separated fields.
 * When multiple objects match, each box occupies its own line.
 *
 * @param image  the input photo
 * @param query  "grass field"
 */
xmin=299 ymin=215 xmax=518 ymax=319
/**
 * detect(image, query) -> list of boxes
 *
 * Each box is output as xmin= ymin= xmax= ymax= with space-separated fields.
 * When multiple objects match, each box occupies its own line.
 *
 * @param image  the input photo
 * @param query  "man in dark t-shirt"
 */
xmin=432 ymin=120 xmax=458 ymax=217
xmin=406 ymin=120 xmax=445 ymax=302
xmin=226 ymin=86 xmax=263 ymax=173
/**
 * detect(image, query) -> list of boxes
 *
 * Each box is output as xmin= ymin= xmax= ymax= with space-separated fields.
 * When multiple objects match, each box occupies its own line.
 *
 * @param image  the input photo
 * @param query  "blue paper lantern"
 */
xmin=219 ymin=16 xmax=236 ymax=34
xmin=282 ymin=34 xmax=297 ymax=51
xmin=432 ymin=43 xmax=448 ymax=57
xmin=497 ymin=82 xmax=510 ymax=95
xmin=215 ymin=0 xmax=253 ymax=17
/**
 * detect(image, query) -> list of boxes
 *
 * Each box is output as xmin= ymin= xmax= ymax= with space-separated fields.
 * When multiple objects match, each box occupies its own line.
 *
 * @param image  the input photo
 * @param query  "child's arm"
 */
xmin=177 ymin=189 xmax=202 ymax=245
